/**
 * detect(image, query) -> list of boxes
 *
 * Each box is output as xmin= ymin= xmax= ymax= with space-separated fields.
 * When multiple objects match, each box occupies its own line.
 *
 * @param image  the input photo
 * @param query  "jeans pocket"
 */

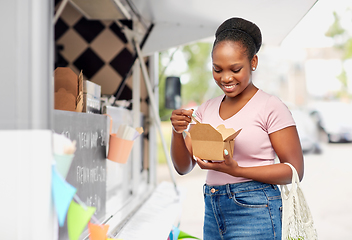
xmin=232 ymin=189 xmax=268 ymax=208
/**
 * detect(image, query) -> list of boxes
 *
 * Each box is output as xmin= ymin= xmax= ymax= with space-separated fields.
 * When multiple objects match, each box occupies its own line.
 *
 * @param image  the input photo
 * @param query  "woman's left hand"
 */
xmin=194 ymin=149 xmax=240 ymax=176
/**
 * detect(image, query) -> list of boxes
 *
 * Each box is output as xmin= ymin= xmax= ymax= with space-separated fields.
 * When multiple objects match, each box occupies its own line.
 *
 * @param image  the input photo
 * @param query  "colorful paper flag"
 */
xmin=169 ymin=226 xmax=200 ymax=240
xmin=51 ymin=166 xmax=76 ymax=227
xmin=54 ymin=154 xmax=74 ymax=179
xmin=178 ymin=230 xmax=200 ymax=239
xmin=67 ymin=201 xmax=96 ymax=240
xmin=88 ymin=222 xmax=109 ymax=240
xmin=168 ymin=225 xmax=180 ymax=240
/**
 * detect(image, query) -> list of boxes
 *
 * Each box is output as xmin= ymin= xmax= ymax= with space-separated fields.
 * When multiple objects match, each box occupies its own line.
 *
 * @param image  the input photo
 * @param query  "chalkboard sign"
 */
xmin=53 ymin=110 xmax=108 ymax=239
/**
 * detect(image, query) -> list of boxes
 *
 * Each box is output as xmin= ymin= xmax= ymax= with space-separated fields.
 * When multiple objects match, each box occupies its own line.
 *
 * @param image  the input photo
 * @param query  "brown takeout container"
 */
xmin=54 ymin=67 xmax=83 ymax=112
xmin=189 ymin=120 xmax=241 ymax=161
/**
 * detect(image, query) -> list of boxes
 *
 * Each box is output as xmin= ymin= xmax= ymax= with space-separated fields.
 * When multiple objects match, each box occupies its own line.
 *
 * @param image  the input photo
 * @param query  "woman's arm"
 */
xmin=269 ymin=125 xmax=304 ymax=181
xmin=195 ymin=126 xmax=304 ymax=185
xmin=170 ymin=109 xmax=196 ymax=175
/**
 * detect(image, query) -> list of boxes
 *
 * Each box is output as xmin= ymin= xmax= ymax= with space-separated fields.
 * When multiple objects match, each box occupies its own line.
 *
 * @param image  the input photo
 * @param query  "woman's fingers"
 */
xmin=194 ymin=149 xmax=239 ymax=175
xmin=170 ymin=109 xmax=194 ymax=133
xmin=194 ymin=156 xmax=223 ymax=170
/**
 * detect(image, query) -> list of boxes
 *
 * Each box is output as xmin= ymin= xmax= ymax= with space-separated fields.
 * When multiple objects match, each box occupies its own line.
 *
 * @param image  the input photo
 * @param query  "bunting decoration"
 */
xmin=67 ymin=201 xmax=96 ymax=240
xmin=178 ymin=230 xmax=200 ymax=239
xmin=88 ymin=222 xmax=109 ymax=240
xmin=50 ymin=133 xmax=138 ymax=240
xmin=54 ymin=153 xmax=74 ymax=179
xmin=51 ymin=165 xmax=76 ymax=227
xmin=168 ymin=225 xmax=200 ymax=240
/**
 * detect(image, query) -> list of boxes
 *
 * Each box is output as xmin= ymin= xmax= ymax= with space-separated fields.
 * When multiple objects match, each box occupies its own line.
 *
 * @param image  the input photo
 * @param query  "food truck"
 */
xmin=1 ymin=0 xmax=317 ymax=239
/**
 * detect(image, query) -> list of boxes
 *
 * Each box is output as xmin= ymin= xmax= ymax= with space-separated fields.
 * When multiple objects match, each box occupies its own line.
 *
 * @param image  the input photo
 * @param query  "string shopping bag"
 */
xmin=281 ymin=163 xmax=318 ymax=240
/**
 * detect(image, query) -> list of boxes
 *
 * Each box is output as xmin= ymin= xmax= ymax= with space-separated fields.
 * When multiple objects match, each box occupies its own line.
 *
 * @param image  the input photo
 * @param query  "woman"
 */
xmin=170 ymin=17 xmax=304 ymax=240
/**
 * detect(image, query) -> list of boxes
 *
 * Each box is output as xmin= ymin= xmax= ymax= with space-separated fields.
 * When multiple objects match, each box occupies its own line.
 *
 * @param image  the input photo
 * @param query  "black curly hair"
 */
xmin=212 ymin=17 xmax=262 ymax=61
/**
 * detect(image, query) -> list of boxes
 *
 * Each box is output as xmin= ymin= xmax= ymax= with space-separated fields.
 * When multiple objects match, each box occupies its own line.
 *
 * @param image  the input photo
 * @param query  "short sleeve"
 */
xmin=265 ymin=96 xmax=296 ymax=134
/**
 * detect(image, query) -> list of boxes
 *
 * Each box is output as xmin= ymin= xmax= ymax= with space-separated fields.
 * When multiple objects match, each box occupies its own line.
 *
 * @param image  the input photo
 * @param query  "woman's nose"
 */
xmin=221 ymin=73 xmax=234 ymax=83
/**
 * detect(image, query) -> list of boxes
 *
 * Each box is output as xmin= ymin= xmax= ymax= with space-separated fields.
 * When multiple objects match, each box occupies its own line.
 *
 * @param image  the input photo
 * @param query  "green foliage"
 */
xmin=325 ymin=10 xmax=352 ymax=99
xmin=344 ymin=38 xmax=352 ymax=59
xmin=181 ymin=43 xmax=214 ymax=105
xmin=158 ymin=42 xmax=217 ymax=119
xmin=158 ymin=73 xmax=173 ymax=121
xmin=158 ymin=50 xmax=176 ymax=120
xmin=336 ymin=69 xmax=350 ymax=99
xmin=325 ymin=11 xmax=352 ymax=59
xmin=325 ymin=12 xmax=345 ymax=40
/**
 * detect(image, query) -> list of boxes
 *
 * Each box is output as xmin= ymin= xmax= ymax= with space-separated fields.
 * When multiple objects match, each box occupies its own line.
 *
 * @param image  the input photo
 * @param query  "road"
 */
xmin=302 ymin=142 xmax=352 ymax=240
xmin=157 ymin=142 xmax=352 ymax=239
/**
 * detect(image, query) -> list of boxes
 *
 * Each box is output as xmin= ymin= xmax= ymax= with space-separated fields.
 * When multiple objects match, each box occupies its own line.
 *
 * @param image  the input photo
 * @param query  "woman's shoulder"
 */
xmin=255 ymin=90 xmax=295 ymax=133
xmin=256 ymin=89 xmax=286 ymax=107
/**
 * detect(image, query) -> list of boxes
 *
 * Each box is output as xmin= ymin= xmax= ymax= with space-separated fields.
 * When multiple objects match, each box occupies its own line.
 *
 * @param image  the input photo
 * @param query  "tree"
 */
xmin=158 ymin=42 xmax=221 ymax=120
xmin=181 ymin=43 xmax=215 ymax=105
xmin=325 ymin=10 xmax=352 ymax=99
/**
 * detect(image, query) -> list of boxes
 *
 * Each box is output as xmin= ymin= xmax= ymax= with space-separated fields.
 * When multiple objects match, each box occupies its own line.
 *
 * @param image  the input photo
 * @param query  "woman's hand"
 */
xmin=170 ymin=109 xmax=194 ymax=134
xmin=194 ymin=149 xmax=241 ymax=176
xmin=170 ymin=108 xmax=196 ymax=175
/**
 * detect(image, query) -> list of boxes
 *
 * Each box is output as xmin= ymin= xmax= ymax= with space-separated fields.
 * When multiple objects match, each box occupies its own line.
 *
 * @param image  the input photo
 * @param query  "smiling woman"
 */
xmin=170 ymin=17 xmax=304 ymax=240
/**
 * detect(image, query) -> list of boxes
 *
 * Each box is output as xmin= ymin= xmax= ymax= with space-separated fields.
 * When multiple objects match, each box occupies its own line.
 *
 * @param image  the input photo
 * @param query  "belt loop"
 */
xmin=226 ymin=184 xmax=232 ymax=199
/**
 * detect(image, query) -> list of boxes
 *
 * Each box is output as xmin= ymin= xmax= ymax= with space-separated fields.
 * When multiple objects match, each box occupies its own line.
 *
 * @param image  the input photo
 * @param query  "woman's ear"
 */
xmin=251 ymin=55 xmax=258 ymax=70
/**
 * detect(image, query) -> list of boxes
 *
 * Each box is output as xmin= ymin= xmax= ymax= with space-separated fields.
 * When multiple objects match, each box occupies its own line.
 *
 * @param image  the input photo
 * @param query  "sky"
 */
xmin=163 ymin=0 xmax=352 ymax=99
xmin=281 ymin=0 xmax=352 ymax=98
xmin=282 ymin=0 xmax=352 ymax=49
xmin=165 ymin=0 xmax=352 ymax=65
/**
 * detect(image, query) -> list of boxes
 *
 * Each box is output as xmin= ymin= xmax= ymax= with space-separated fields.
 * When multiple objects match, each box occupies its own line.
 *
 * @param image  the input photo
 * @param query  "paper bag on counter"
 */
xmin=54 ymin=67 xmax=83 ymax=112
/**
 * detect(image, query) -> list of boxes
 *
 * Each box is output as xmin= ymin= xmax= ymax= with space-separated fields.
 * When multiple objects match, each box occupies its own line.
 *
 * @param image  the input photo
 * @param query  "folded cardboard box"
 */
xmin=189 ymin=121 xmax=241 ymax=161
xmin=54 ymin=67 xmax=83 ymax=112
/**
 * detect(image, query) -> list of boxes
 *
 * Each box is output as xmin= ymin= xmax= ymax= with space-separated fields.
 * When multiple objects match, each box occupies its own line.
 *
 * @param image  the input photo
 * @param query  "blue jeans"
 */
xmin=203 ymin=181 xmax=282 ymax=240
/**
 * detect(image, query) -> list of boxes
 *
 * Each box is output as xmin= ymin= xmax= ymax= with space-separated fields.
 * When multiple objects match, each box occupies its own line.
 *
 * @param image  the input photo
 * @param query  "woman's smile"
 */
xmin=221 ymin=83 xmax=239 ymax=92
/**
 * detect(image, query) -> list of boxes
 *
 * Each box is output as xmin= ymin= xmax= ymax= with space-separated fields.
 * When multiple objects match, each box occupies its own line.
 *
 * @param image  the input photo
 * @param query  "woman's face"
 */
xmin=212 ymin=41 xmax=257 ymax=98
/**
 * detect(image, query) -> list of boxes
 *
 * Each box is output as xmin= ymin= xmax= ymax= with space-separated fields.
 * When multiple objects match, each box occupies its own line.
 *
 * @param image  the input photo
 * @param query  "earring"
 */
xmin=252 ymin=67 xmax=256 ymax=71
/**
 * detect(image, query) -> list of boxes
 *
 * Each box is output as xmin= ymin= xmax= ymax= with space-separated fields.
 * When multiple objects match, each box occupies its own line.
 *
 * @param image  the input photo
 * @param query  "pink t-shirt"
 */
xmin=194 ymin=89 xmax=295 ymax=185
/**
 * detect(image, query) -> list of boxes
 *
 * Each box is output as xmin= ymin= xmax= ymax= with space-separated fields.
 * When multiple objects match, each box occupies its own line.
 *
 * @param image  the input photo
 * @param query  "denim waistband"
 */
xmin=203 ymin=181 xmax=275 ymax=196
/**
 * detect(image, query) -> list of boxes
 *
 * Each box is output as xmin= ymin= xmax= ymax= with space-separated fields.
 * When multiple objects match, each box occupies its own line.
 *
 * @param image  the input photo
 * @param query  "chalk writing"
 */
xmin=86 ymin=194 xmax=102 ymax=213
xmin=61 ymin=131 xmax=71 ymax=139
xmin=77 ymin=131 xmax=105 ymax=149
xmin=99 ymin=129 xmax=107 ymax=147
xmin=77 ymin=165 xmax=106 ymax=184
xmin=91 ymin=132 xmax=98 ymax=148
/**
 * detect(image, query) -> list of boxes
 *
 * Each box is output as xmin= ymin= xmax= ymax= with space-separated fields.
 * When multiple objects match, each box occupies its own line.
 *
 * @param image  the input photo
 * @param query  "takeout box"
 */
xmin=54 ymin=67 xmax=83 ymax=112
xmin=189 ymin=120 xmax=241 ymax=161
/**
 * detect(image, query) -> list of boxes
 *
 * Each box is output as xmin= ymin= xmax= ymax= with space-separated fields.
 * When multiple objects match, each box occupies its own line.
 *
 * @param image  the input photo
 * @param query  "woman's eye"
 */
xmin=232 ymin=68 xmax=242 ymax=73
xmin=213 ymin=68 xmax=221 ymax=73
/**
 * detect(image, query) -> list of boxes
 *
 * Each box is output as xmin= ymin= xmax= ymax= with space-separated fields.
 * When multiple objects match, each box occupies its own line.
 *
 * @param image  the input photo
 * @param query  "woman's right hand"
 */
xmin=170 ymin=109 xmax=194 ymax=134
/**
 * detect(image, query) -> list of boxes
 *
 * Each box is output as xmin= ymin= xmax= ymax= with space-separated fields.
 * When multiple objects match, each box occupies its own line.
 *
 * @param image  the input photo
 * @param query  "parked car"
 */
xmin=291 ymin=108 xmax=322 ymax=154
xmin=310 ymin=101 xmax=352 ymax=143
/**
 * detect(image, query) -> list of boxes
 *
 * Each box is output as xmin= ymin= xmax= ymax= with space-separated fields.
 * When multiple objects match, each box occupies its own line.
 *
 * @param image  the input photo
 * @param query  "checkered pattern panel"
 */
xmin=55 ymin=1 xmax=135 ymax=97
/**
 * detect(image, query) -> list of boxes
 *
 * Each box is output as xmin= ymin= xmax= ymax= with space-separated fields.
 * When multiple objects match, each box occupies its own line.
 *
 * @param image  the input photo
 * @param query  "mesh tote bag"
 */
xmin=281 ymin=163 xmax=318 ymax=240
